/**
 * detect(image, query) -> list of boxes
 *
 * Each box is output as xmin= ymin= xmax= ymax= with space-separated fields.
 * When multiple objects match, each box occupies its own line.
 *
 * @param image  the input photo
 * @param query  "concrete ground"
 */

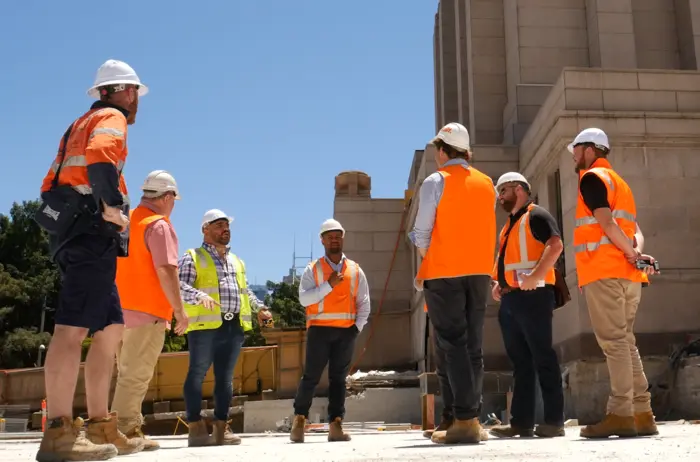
xmin=1 ymin=424 xmax=699 ymax=461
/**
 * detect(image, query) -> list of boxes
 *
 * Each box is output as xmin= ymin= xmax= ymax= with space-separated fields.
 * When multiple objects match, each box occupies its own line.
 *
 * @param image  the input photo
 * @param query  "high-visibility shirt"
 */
xmin=416 ymin=164 xmax=497 ymax=281
xmin=491 ymin=203 xmax=556 ymax=288
xmin=115 ymin=206 xmax=173 ymax=320
xmin=182 ymin=248 xmax=253 ymax=333
xmin=41 ymin=105 xmax=129 ymax=207
xmin=307 ymin=257 xmax=359 ymax=328
xmin=574 ymin=158 xmax=647 ymax=287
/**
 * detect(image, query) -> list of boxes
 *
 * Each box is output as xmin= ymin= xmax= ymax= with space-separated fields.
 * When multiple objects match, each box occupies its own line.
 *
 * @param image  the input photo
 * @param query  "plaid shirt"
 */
xmin=178 ymin=243 xmax=264 ymax=314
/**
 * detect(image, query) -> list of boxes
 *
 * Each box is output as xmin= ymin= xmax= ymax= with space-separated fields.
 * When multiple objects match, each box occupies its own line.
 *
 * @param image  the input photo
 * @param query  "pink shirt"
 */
xmin=122 ymin=199 xmax=179 ymax=329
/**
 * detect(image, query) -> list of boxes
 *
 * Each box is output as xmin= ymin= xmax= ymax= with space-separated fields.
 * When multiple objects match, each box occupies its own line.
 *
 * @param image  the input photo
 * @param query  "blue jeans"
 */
xmin=183 ymin=319 xmax=245 ymax=422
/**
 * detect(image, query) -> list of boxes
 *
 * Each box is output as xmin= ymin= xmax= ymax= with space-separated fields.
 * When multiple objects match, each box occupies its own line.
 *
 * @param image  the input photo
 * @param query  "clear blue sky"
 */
xmin=0 ymin=0 xmax=437 ymax=284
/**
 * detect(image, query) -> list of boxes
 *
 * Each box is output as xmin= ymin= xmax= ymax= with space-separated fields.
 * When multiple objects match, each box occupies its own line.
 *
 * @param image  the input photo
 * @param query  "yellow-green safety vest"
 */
xmin=183 ymin=247 xmax=253 ymax=333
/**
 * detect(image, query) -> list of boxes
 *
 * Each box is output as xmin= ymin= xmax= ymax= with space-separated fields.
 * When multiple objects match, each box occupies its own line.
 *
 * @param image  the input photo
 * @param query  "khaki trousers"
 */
xmin=584 ymin=278 xmax=652 ymax=417
xmin=111 ymin=321 xmax=166 ymax=428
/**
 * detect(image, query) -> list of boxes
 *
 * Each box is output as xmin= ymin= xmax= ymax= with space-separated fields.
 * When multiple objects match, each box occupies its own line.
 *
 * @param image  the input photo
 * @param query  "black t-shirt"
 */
xmin=497 ymin=202 xmax=561 ymax=289
xmin=579 ymin=173 xmax=610 ymax=211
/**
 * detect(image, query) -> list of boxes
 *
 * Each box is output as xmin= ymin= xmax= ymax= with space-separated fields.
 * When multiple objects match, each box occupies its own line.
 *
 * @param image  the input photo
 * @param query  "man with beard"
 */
xmin=35 ymin=59 xmax=147 ymax=462
xmin=289 ymin=219 xmax=371 ymax=444
xmin=488 ymin=172 xmax=566 ymax=439
xmin=569 ymin=128 xmax=659 ymax=439
xmin=411 ymin=122 xmax=496 ymax=445
xmin=178 ymin=209 xmax=272 ymax=447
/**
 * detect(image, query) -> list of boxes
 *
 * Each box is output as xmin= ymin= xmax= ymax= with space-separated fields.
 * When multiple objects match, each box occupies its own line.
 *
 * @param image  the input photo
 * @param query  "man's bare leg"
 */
xmin=83 ymin=323 xmax=145 ymax=456
xmin=44 ymin=325 xmax=88 ymax=419
xmin=85 ymin=324 xmax=124 ymax=419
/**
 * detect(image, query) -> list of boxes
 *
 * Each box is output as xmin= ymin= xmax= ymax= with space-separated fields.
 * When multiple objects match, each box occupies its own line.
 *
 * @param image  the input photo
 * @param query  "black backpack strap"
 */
xmin=51 ymin=123 xmax=76 ymax=190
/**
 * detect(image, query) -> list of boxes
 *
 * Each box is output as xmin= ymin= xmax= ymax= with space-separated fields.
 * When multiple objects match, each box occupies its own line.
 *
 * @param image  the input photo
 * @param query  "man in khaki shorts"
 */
xmin=569 ymin=128 xmax=659 ymax=439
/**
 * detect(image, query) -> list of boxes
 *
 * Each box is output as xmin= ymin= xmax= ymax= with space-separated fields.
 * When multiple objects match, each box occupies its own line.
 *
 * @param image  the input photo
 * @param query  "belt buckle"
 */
xmin=223 ymin=312 xmax=234 ymax=321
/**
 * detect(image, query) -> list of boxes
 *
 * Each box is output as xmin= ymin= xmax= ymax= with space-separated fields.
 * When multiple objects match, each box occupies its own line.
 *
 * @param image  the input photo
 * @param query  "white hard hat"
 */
xmin=202 ymin=209 xmax=233 ymax=229
xmin=141 ymin=170 xmax=180 ymax=199
xmin=431 ymin=122 xmax=471 ymax=152
xmin=87 ymin=59 xmax=149 ymax=99
xmin=319 ymin=219 xmax=345 ymax=238
xmin=567 ymin=128 xmax=610 ymax=153
xmin=496 ymin=172 xmax=531 ymax=191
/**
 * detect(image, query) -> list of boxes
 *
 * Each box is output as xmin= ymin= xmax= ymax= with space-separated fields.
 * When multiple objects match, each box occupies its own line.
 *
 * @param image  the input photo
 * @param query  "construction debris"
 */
xmin=346 ymin=370 xmax=419 ymax=392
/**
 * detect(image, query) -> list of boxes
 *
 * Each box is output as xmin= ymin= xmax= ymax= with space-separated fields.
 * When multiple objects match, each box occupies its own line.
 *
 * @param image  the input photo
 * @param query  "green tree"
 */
xmin=242 ymin=280 xmax=306 ymax=347
xmin=0 ymin=201 xmax=60 ymax=369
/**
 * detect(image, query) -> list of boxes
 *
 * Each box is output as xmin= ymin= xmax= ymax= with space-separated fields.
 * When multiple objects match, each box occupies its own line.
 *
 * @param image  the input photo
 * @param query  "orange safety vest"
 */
xmin=307 ymin=257 xmax=359 ymax=328
xmin=574 ymin=158 xmax=647 ymax=287
xmin=115 ymin=206 xmax=174 ymax=320
xmin=41 ymin=106 xmax=129 ymax=205
xmin=491 ymin=203 xmax=556 ymax=288
xmin=416 ymin=164 xmax=496 ymax=281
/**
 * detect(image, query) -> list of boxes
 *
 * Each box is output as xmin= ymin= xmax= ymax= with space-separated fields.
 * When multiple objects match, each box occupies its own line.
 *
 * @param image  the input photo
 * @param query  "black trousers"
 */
xmin=293 ymin=325 xmax=358 ymax=422
xmin=424 ymin=275 xmax=490 ymax=421
xmin=498 ymin=286 xmax=564 ymax=428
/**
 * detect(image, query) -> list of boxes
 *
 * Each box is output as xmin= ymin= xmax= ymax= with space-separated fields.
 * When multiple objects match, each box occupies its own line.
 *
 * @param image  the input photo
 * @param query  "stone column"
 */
xmin=586 ymin=0 xmax=637 ymax=68
xmin=675 ymin=0 xmax=700 ymax=69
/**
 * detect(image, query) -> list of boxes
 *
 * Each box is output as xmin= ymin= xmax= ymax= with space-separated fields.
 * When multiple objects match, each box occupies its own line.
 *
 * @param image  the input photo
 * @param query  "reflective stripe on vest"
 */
xmin=503 ymin=212 xmax=539 ymax=271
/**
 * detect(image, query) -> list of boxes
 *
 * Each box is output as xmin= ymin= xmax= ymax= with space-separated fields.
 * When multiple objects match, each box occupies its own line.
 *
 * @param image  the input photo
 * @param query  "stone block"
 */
xmin=518 ymin=26 xmax=588 ymax=48
xmin=470 ymin=18 xmax=505 ymax=38
xmin=637 ymin=50 xmax=680 ymax=70
xmin=516 ymin=84 xmax=554 ymax=106
xmin=373 ymin=232 xmax=399 ymax=251
xmin=678 ymin=92 xmax=700 ymax=112
xmin=334 ymin=212 xmax=403 ymax=233
xmin=472 ymin=37 xmax=506 ymax=56
xmin=371 ymin=199 xmax=404 ymax=213
xmin=597 ymin=12 xmax=634 ymax=33
xmin=601 ymin=71 xmax=639 ymax=89
xmin=347 ymin=250 xmax=410 ymax=273
xmin=472 ymin=0 xmax=504 ymax=19
xmin=472 ymin=55 xmax=506 ymax=75
xmin=517 ymin=6 xmax=586 ymax=28
xmin=474 ymin=73 xmax=507 ymax=94
xmin=679 ymin=149 xmax=700 ymax=177
xmin=645 ymin=117 xmax=700 ymax=136
xmin=594 ymin=0 xmax=633 ymax=13
xmin=598 ymin=34 xmax=637 ymax=68
xmin=632 ymin=0 xmax=675 ymax=11
xmin=564 ymin=89 xmax=603 ymax=110
xmin=563 ymin=69 xmax=602 ymax=89
xmin=519 ymin=47 xmax=589 ymax=69
xmin=334 ymin=199 xmax=373 ymax=213
xmin=638 ymin=72 xmax=700 ymax=91
xmin=518 ymin=0 xmax=584 ymax=7
xmin=602 ymin=89 xmax=677 ymax=112
xmin=343 ymin=232 xmax=374 ymax=252
xmin=520 ymin=66 xmax=567 ymax=84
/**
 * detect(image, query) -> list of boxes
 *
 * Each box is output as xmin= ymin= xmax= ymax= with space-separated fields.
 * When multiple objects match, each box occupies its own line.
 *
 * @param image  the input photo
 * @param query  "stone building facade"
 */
xmin=334 ymin=0 xmax=700 ymax=421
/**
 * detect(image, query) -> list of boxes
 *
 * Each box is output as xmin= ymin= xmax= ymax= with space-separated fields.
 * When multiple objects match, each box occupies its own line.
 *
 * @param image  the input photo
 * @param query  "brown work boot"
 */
xmin=535 ymin=424 xmax=565 ymax=438
xmin=86 ymin=412 xmax=145 ymax=456
xmin=118 ymin=417 xmax=160 ymax=451
xmin=36 ymin=416 xmax=118 ymax=462
xmin=431 ymin=417 xmax=482 ymax=444
xmin=187 ymin=419 xmax=216 ymax=447
xmin=423 ymin=417 xmax=453 ymax=438
xmin=489 ymin=424 xmax=534 ymax=438
xmin=328 ymin=417 xmax=351 ymax=442
xmin=580 ymin=414 xmax=637 ymax=439
xmin=634 ymin=411 xmax=659 ymax=436
xmin=290 ymin=415 xmax=306 ymax=443
xmin=212 ymin=419 xmax=241 ymax=445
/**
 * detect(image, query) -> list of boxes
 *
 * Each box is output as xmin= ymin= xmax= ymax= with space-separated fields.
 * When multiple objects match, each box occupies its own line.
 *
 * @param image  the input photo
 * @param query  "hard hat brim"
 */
xmin=87 ymin=80 xmax=149 ymax=99
xmin=567 ymin=142 xmax=575 ymax=153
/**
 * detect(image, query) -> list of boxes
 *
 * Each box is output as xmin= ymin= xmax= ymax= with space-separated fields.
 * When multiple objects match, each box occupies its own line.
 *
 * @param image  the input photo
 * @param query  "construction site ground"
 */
xmin=1 ymin=423 xmax=699 ymax=461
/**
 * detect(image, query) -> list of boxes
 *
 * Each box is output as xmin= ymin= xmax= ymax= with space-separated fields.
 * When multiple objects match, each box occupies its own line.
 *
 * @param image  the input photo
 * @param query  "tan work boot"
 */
xmin=118 ymin=417 xmax=160 ymax=451
xmin=478 ymin=422 xmax=489 ymax=441
xmin=290 ymin=415 xmax=306 ymax=443
xmin=431 ymin=417 xmax=482 ymax=444
xmin=489 ymin=424 xmax=534 ymax=438
xmin=212 ymin=420 xmax=241 ymax=445
xmin=188 ymin=419 xmax=216 ymax=447
xmin=423 ymin=417 xmax=453 ymax=438
xmin=328 ymin=417 xmax=351 ymax=442
xmin=634 ymin=411 xmax=659 ymax=436
xmin=535 ymin=424 xmax=565 ymax=438
xmin=36 ymin=416 xmax=118 ymax=462
xmin=86 ymin=412 xmax=145 ymax=456
xmin=580 ymin=414 xmax=637 ymax=439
